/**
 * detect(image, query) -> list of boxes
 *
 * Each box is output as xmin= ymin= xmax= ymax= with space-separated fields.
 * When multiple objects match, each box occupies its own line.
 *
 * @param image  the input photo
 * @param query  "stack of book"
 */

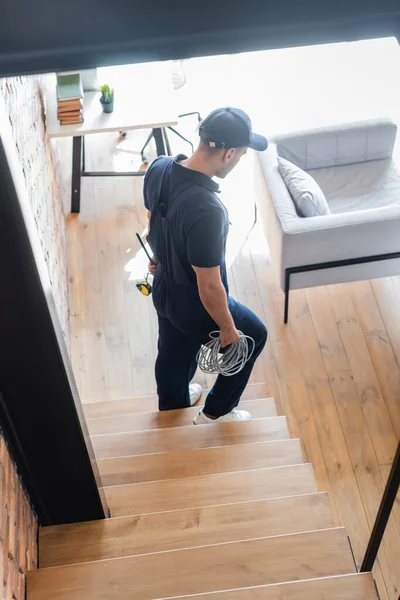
xmin=56 ymin=74 xmax=84 ymax=125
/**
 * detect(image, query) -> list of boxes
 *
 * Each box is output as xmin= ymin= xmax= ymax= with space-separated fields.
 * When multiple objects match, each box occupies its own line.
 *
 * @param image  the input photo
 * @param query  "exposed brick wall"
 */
xmin=0 ymin=434 xmax=38 ymax=600
xmin=0 ymin=75 xmax=69 ymax=346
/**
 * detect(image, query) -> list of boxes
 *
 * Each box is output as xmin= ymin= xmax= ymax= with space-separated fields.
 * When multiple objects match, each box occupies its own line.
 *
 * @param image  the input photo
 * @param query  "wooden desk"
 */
xmin=45 ymin=63 xmax=178 ymax=212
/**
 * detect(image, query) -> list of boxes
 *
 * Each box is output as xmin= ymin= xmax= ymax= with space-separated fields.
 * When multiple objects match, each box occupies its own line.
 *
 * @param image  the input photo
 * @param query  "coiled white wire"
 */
xmin=196 ymin=330 xmax=255 ymax=376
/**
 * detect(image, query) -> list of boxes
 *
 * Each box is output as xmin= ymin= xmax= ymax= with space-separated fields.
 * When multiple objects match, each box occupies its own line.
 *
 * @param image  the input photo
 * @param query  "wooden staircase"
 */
xmin=28 ymin=383 xmax=378 ymax=599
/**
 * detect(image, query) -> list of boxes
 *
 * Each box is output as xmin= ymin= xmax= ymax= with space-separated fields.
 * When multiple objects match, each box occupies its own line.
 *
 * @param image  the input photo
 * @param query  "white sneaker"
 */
xmin=189 ymin=383 xmax=203 ymax=406
xmin=193 ymin=408 xmax=251 ymax=425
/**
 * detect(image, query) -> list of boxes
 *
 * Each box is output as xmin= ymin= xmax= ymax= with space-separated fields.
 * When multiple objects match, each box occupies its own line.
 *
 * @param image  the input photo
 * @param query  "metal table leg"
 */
xmin=153 ymin=127 xmax=167 ymax=156
xmin=71 ymin=136 xmax=82 ymax=213
xmin=71 ymin=127 xmax=168 ymax=213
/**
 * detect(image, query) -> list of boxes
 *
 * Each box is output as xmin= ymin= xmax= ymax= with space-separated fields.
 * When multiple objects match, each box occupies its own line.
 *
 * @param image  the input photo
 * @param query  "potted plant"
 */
xmin=99 ymin=84 xmax=114 ymax=113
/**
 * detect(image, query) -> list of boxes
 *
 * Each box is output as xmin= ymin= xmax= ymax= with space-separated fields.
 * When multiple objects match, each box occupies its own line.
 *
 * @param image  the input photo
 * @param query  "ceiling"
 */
xmin=1 ymin=0 xmax=400 ymax=77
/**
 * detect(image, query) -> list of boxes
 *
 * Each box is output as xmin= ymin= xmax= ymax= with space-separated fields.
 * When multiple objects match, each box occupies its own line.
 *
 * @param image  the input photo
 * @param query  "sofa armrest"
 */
xmin=282 ymin=204 xmax=400 ymax=269
xmin=272 ymin=118 xmax=397 ymax=170
xmin=257 ymin=146 xmax=298 ymax=284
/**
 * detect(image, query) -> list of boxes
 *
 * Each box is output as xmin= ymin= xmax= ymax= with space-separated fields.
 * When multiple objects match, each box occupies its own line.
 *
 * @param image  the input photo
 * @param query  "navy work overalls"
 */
xmin=147 ymin=157 xmax=267 ymax=415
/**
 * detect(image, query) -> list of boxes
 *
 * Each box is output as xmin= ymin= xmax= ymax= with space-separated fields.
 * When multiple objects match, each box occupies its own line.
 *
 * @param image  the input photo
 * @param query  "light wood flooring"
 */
xmin=67 ymin=140 xmax=399 ymax=600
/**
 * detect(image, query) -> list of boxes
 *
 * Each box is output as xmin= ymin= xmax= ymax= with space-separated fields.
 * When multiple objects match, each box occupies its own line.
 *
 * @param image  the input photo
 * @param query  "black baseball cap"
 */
xmin=199 ymin=107 xmax=268 ymax=152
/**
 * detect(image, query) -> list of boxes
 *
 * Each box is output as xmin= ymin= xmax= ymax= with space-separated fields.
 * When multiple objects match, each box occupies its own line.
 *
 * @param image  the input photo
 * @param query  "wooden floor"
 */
xmin=67 ymin=142 xmax=400 ymax=600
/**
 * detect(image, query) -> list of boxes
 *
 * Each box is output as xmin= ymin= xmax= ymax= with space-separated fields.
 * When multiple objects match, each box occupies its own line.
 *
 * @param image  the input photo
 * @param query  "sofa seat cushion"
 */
xmin=277 ymin=156 xmax=331 ymax=218
xmin=310 ymin=158 xmax=400 ymax=214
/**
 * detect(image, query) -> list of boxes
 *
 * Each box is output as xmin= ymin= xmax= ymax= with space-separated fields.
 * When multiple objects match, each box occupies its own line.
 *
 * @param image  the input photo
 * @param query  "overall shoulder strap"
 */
xmin=148 ymin=157 xmax=173 ymax=214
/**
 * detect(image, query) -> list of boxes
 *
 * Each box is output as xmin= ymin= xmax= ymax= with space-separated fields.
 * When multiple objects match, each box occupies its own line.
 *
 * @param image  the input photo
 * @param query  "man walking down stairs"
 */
xmin=144 ymin=108 xmax=268 ymax=423
xmin=27 ymin=382 xmax=379 ymax=599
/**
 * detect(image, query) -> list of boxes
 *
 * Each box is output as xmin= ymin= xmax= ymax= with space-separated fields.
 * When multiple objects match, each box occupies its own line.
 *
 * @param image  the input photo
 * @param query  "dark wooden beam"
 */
xmin=0 ymin=1 xmax=399 ymax=76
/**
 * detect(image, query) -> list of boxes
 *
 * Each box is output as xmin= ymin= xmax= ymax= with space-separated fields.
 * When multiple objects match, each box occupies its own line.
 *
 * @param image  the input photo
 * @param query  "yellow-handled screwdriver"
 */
xmin=135 ymin=233 xmax=155 ymax=296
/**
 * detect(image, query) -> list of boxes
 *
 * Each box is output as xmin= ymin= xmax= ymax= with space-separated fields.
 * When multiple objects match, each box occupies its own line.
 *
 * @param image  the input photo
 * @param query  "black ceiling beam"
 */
xmin=0 ymin=2 xmax=400 ymax=77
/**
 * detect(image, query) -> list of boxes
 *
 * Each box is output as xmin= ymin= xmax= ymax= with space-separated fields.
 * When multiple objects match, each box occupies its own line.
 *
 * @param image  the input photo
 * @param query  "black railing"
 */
xmin=0 ymin=108 xmax=108 ymax=525
xmin=360 ymin=441 xmax=400 ymax=572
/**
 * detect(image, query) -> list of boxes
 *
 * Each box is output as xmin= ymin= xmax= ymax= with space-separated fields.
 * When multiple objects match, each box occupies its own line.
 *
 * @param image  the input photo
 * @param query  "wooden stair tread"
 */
xmin=88 ymin=398 xmax=276 ymax=435
xmin=105 ymin=463 xmax=317 ymax=517
xmin=92 ymin=416 xmax=290 ymax=459
xmin=167 ymin=573 xmax=377 ymax=599
xmin=28 ymin=528 xmax=355 ymax=600
xmin=39 ymin=492 xmax=334 ymax=568
xmin=98 ymin=439 xmax=304 ymax=486
xmin=83 ymin=382 xmax=269 ymax=419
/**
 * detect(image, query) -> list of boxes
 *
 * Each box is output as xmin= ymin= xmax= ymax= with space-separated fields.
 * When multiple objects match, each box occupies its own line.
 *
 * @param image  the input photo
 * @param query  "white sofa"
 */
xmin=259 ymin=118 xmax=400 ymax=322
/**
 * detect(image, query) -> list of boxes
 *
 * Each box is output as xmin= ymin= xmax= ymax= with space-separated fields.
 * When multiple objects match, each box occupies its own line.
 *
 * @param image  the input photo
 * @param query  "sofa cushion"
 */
xmin=277 ymin=157 xmax=331 ymax=218
xmin=310 ymin=158 xmax=400 ymax=214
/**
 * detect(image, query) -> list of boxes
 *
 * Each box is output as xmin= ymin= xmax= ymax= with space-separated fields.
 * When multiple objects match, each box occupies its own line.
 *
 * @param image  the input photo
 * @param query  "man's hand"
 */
xmin=220 ymin=324 xmax=240 ymax=348
xmin=148 ymin=257 xmax=157 ymax=276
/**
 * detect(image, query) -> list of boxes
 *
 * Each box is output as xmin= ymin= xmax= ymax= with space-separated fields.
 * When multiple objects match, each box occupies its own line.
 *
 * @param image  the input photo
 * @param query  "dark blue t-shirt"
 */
xmin=144 ymin=155 xmax=229 ymax=292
